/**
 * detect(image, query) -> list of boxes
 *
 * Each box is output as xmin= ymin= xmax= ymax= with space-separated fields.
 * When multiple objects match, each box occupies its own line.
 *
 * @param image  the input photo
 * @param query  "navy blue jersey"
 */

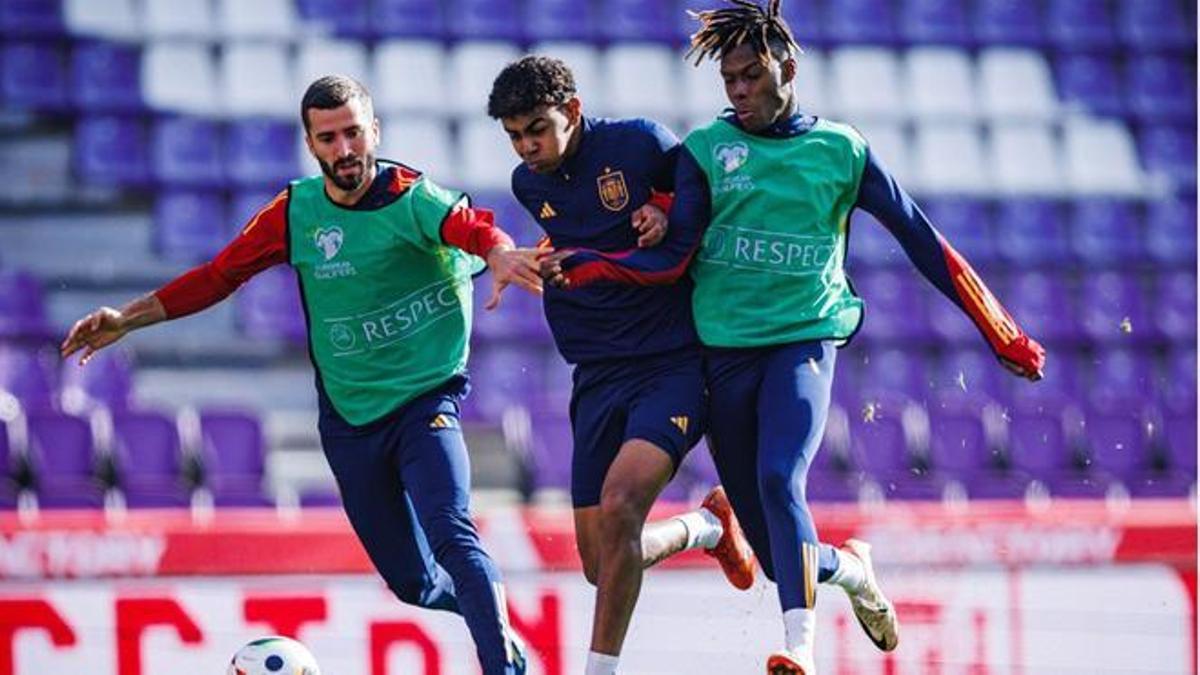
xmin=511 ymin=117 xmax=699 ymax=364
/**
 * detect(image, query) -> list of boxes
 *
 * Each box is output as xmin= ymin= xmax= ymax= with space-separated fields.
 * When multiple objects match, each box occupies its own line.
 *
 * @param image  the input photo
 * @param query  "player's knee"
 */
xmin=581 ymin=557 xmax=600 ymax=586
xmin=597 ymin=492 xmax=646 ymax=541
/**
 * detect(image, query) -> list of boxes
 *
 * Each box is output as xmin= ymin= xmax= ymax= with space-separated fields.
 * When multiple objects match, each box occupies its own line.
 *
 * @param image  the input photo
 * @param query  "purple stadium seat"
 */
xmin=1139 ymin=125 xmax=1197 ymax=188
xmin=780 ymin=0 xmax=825 ymax=47
xmin=1116 ymin=0 xmax=1194 ymax=51
xmin=973 ymin=0 xmax=1043 ymax=46
xmin=75 ymin=115 xmax=150 ymax=187
xmin=1055 ymin=54 xmax=1124 ymax=118
xmin=296 ymin=0 xmax=371 ymax=38
xmin=1077 ymin=272 xmax=1150 ymax=344
xmin=528 ymin=412 xmax=572 ymax=492
xmin=849 ymin=410 xmax=944 ymax=500
xmin=234 ymin=265 xmax=306 ymax=345
xmin=60 ymin=347 xmax=134 ymax=412
xmin=371 ymin=0 xmax=445 ymax=38
xmin=934 ymin=347 xmax=1004 ymax=406
xmin=849 ymin=212 xmax=902 ymax=268
xmin=152 ymin=116 xmax=225 ymax=187
xmin=111 ymin=410 xmax=190 ymax=507
xmin=1158 ymin=347 xmax=1197 ymax=415
xmin=898 ymin=0 xmax=970 ymax=45
xmin=71 ymin=40 xmax=141 ymax=112
xmin=598 ymin=0 xmax=680 ymax=42
xmin=526 ymin=0 xmax=598 ymax=42
xmin=921 ymin=197 xmax=996 ymax=269
xmin=1161 ymin=412 xmax=1197 ymax=472
xmin=1084 ymin=409 xmax=1149 ymax=479
xmin=1046 ymin=0 xmax=1117 ymax=50
xmin=1004 ymin=408 xmax=1109 ymax=497
xmin=0 ymin=0 xmax=64 ymax=37
xmin=1152 ymin=271 xmax=1197 ymax=342
xmin=1087 ymin=347 xmax=1156 ymax=412
xmin=0 ymin=269 xmax=50 ymax=340
xmin=1133 ymin=411 xmax=1197 ymax=497
xmin=854 ymin=270 xmax=930 ymax=343
xmin=299 ymin=486 xmax=342 ymax=508
xmin=994 ymin=199 xmax=1069 ymax=267
xmin=1006 ymin=271 xmax=1081 ymax=345
xmin=154 ymin=190 xmax=229 ymax=263
xmin=448 ymin=0 xmax=521 ymax=40
xmin=0 ymin=346 xmax=56 ymax=411
xmin=858 ymin=348 xmax=927 ymax=398
xmin=0 ymin=41 xmax=67 ymax=111
xmin=472 ymin=276 xmax=550 ymax=342
xmin=225 ymin=119 xmax=299 ymax=189
xmin=466 ymin=344 xmax=546 ymax=423
xmin=827 ymin=0 xmax=897 ymax=44
xmin=1144 ymin=196 xmax=1197 ymax=268
xmin=199 ymin=408 xmax=271 ymax=507
xmin=1127 ymin=56 xmax=1197 ymax=122
xmin=1069 ymin=198 xmax=1139 ymax=266
xmin=230 ymin=189 xmax=279 ymax=230
xmin=25 ymin=410 xmax=104 ymax=508
xmin=1008 ymin=347 xmax=1080 ymax=414
xmin=927 ymin=409 xmax=990 ymax=475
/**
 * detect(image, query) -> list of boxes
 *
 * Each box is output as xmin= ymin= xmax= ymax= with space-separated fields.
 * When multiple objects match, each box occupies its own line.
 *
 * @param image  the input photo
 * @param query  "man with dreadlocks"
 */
xmin=487 ymin=55 xmax=757 ymax=675
xmin=536 ymin=1 xmax=1048 ymax=672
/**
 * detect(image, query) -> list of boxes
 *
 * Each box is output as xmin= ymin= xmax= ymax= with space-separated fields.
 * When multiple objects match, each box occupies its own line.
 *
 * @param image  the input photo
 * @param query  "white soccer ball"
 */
xmin=226 ymin=636 xmax=321 ymax=675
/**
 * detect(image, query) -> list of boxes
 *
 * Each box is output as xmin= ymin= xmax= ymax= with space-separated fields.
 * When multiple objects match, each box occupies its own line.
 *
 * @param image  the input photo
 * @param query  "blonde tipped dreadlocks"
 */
xmin=685 ymin=0 xmax=801 ymax=66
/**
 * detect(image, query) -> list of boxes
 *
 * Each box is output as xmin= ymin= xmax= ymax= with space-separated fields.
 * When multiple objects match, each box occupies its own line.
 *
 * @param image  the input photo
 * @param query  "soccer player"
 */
xmin=60 ymin=76 xmax=539 ymax=675
xmin=538 ymin=2 xmax=1049 ymax=672
xmin=487 ymin=56 xmax=756 ymax=675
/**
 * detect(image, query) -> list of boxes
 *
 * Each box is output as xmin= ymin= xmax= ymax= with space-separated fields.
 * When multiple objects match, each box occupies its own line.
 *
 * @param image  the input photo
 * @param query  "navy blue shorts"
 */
xmin=568 ymin=347 xmax=706 ymax=508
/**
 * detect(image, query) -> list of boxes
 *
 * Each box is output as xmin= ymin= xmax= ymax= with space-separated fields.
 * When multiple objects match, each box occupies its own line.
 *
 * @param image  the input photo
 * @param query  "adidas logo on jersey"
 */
xmin=429 ymin=414 xmax=456 ymax=429
xmin=539 ymin=202 xmax=557 ymax=219
xmin=670 ymin=415 xmax=689 ymax=435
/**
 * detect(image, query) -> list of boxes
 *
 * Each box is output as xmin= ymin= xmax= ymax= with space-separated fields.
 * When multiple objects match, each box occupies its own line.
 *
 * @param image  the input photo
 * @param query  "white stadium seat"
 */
xmin=905 ymin=48 xmax=977 ymax=121
xmin=379 ymin=116 xmax=457 ymax=185
xmin=222 ymin=43 xmax=294 ymax=118
xmin=914 ymin=122 xmax=990 ymax=194
xmin=448 ymin=42 xmax=521 ymax=117
xmin=143 ymin=0 xmax=213 ymax=39
xmin=977 ymin=48 xmax=1058 ymax=121
xmin=602 ymin=44 xmax=680 ymax=120
xmin=853 ymin=121 xmax=914 ymax=188
xmin=828 ymin=48 xmax=904 ymax=122
xmin=296 ymin=39 xmax=371 ymax=95
xmin=64 ymin=0 xmax=139 ymax=40
xmin=530 ymin=42 xmax=604 ymax=113
xmin=142 ymin=42 xmax=218 ymax=115
xmin=373 ymin=41 xmax=447 ymax=116
xmin=794 ymin=49 xmax=830 ymax=117
xmin=1062 ymin=118 xmax=1145 ymax=196
xmin=989 ymin=123 xmax=1065 ymax=195
xmin=681 ymin=49 xmax=729 ymax=119
xmin=458 ymin=118 xmax=519 ymax=190
xmin=216 ymin=0 xmax=296 ymax=40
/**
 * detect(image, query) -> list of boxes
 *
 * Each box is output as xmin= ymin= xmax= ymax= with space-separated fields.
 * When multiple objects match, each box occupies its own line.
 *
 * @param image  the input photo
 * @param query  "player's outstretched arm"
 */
xmin=856 ymin=149 xmax=1045 ymax=381
xmin=60 ymin=294 xmax=167 ymax=365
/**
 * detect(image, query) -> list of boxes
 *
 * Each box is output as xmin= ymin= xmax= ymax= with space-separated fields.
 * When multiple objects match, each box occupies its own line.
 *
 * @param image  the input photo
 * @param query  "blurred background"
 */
xmin=0 ymin=1 xmax=1195 ymax=673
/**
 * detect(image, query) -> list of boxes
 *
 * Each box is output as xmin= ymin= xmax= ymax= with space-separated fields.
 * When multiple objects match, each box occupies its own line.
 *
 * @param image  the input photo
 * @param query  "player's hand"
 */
xmin=60 ymin=307 xmax=128 ymax=365
xmin=632 ymin=203 xmax=667 ymax=248
xmin=996 ymin=334 xmax=1046 ymax=382
xmin=484 ymin=245 xmax=543 ymax=310
xmin=536 ymin=249 xmax=575 ymax=289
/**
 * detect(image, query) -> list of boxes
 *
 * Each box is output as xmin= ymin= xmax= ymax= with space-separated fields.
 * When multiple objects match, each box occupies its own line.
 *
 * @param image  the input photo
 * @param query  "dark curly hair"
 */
xmin=685 ymin=0 xmax=800 ymax=66
xmin=487 ymin=55 xmax=577 ymax=119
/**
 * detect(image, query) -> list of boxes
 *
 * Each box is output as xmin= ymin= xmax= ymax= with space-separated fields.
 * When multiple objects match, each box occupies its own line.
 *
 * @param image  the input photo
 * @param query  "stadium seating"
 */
xmin=0 ymin=0 xmax=1192 ymax=507
xmin=198 ymin=408 xmax=273 ymax=506
xmin=0 ymin=420 xmax=15 ymax=509
xmin=25 ymin=410 xmax=105 ymax=508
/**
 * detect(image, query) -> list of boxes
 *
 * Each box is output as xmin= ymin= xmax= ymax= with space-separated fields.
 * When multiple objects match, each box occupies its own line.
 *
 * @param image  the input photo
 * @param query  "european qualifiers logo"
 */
xmin=311 ymin=225 xmax=357 ymax=280
xmin=711 ymin=142 xmax=754 ymax=194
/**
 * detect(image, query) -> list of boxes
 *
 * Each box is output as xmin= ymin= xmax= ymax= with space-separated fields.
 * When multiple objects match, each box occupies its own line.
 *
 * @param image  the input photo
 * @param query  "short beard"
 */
xmin=320 ymin=153 xmax=374 ymax=191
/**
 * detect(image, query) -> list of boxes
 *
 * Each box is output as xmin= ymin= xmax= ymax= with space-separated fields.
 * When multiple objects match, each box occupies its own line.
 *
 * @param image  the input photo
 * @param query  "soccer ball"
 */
xmin=226 ymin=636 xmax=321 ymax=675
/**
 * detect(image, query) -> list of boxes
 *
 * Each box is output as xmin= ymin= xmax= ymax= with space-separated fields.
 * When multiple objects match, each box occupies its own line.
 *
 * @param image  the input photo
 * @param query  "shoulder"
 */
xmin=600 ymin=116 xmax=680 ymax=149
xmin=810 ymin=118 xmax=869 ymax=154
xmin=510 ymin=163 xmax=537 ymax=201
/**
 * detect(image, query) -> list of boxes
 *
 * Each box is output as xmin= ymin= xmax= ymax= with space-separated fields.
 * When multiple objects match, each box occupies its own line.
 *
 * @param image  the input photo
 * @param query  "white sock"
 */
xmin=673 ymin=508 xmax=724 ymax=550
xmin=825 ymin=547 xmax=867 ymax=594
xmin=585 ymin=650 xmax=620 ymax=675
xmin=782 ymin=607 xmax=817 ymax=654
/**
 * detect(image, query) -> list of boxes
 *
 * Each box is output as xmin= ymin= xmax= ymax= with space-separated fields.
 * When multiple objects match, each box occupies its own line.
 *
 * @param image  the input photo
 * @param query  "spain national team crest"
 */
xmin=596 ymin=168 xmax=630 ymax=212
